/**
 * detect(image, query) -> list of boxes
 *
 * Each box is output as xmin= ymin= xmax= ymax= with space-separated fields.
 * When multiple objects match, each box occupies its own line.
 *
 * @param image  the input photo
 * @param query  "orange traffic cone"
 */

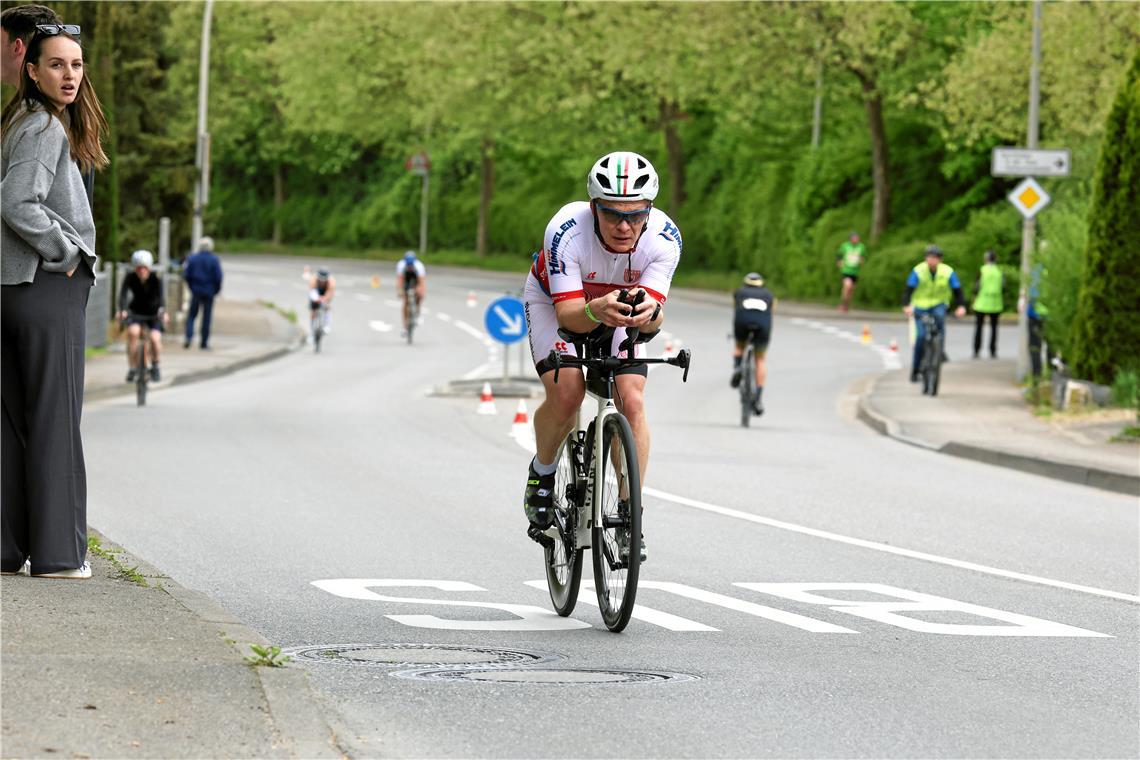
xmin=301 ymin=265 xmax=311 ymax=281
xmin=371 ymin=275 xmax=381 ymax=289
xmin=663 ymin=334 xmax=674 ymax=357
xmin=510 ymin=399 xmax=529 ymax=437
xmin=861 ymin=323 xmax=872 ymax=345
xmin=477 ymin=382 xmax=497 ymax=415
xmin=889 ymin=338 xmax=898 ymax=353
xmin=467 ymin=291 xmax=478 ymax=308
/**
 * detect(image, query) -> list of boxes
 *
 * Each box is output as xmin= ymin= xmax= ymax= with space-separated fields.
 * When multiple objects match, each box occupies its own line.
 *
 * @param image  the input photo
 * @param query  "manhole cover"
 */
xmin=391 ymin=667 xmax=699 ymax=685
xmin=282 ymin=643 xmax=562 ymax=668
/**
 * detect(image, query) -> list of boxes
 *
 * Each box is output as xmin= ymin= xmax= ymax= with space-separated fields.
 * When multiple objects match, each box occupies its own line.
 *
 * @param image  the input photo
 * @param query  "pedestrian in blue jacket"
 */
xmin=182 ymin=236 xmax=223 ymax=349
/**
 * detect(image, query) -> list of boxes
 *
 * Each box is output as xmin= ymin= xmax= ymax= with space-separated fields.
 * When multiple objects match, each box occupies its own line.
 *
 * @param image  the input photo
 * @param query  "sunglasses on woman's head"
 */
xmin=36 ymin=24 xmax=82 ymax=37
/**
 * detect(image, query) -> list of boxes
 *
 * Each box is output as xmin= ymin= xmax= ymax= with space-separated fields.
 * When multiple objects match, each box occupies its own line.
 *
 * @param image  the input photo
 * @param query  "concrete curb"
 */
xmin=855 ymin=372 xmax=1140 ymax=497
xmin=84 ymin=329 xmax=307 ymax=405
xmin=87 ymin=528 xmax=344 ymax=759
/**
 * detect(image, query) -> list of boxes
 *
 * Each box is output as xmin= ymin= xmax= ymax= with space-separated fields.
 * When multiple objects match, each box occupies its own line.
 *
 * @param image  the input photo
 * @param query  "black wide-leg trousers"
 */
xmin=1 ymin=264 xmax=93 ymax=574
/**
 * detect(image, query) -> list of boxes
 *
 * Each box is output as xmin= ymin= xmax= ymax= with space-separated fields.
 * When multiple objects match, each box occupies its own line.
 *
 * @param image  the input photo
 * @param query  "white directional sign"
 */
xmin=992 ymin=147 xmax=1070 ymax=177
xmin=1008 ymin=177 xmax=1052 ymax=219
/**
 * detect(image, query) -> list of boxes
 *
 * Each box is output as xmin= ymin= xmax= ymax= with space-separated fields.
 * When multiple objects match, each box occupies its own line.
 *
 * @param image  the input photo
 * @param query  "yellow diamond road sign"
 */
xmin=1008 ymin=177 xmax=1051 ymax=219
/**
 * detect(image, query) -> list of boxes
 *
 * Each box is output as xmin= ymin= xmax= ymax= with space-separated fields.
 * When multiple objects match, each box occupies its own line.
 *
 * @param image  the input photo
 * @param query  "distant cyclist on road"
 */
xmin=902 ymin=244 xmax=966 ymax=382
xmin=730 ymin=272 xmax=774 ymax=416
xmin=118 ymin=249 xmax=167 ymax=382
xmin=522 ymin=151 xmax=680 ymax=560
xmin=308 ymin=267 xmax=335 ymax=335
xmin=396 ymin=250 xmax=426 ymax=337
xmin=836 ymin=231 xmax=865 ymax=312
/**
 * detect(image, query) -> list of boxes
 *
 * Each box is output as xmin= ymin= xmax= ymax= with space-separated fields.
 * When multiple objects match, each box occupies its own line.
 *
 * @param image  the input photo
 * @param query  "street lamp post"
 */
xmin=191 ymin=0 xmax=214 ymax=252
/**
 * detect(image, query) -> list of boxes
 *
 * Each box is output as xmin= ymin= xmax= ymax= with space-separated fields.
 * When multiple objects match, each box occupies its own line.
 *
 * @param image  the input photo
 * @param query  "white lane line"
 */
xmin=507 ymin=418 xmax=1136 ymax=605
xmin=453 ymin=320 xmax=486 ymax=341
xmin=437 ymin=313 xmax=454 ymax=323
xmin=643 ymin=487 xmax=1140 ymax=605
xmin=355 ymin=294 xmax=373 ymax=302
xmin=384 ymin=299 xmax=402 ymax=309
xmin=369 ymin=320 xmax=393 ymax=333
xmin=462 ymin=362 xmax=493 ymax=381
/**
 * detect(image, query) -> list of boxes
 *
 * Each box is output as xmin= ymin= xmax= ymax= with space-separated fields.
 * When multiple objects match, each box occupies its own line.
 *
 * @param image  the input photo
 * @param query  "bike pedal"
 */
xmin=527 ymin=526 xmax=555 ymax=550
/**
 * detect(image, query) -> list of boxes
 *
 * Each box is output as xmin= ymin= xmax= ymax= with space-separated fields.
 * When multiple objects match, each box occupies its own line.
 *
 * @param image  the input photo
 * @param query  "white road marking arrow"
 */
xmin=369 ymin=320 xmax=392 ymax=333
xmin=493 ymin=305 xmax=525 ymax=335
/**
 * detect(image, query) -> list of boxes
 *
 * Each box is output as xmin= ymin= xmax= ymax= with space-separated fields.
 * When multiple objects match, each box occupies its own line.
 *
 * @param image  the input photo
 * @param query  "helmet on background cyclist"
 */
xmin=849 ymin=231 xmax=860 ymax=242
xmin=923 ymin=244 xmax=944 ymax=258
xmin=743 ymin=272 xmax=765 ymax=287
xmin=130 ymin=249 xmax=154 ymax=268
xmin=403 ymin=250 xmax=417 ymax=263
xmin=586 ymin=151 xmax=659 ymax=203
xmin=316 ymin=267 xmax=330 ymax=281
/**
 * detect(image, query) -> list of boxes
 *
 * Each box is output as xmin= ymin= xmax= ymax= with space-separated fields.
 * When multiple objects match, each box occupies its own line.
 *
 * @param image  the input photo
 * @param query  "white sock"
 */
xmin=532 ymin=457 xmax=556 ymax=476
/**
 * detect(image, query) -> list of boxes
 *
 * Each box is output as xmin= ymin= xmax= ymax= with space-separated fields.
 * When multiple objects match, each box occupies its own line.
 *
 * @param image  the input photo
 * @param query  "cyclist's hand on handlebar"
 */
xmin=902 ymin=305 xmax=914 ymax=317
xmin=954 ymin=306 xmax=966 ymax=318
xmin=625 ymin=288 xmax=660 ymax=327
xmin=593 ymin=290 xmax=637 ymax=327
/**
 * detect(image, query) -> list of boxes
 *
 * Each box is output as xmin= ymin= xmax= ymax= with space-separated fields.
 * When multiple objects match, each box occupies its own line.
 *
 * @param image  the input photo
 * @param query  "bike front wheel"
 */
xmin=545 ymin=432 xmax=584 ymax=616
xmin=592 ymin=413 xmax=641 ymax=632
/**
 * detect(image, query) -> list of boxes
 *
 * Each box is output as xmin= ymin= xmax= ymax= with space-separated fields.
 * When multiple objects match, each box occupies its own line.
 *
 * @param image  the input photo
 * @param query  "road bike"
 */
xmin=403 ymin=289 xmax=420 ymax=345
xmin=917 ymin=311 xmax=943 ymax=396
xmin=310 ymin=302 xmax=328 ymax=353
xmin=531 ymin=293 xmax=691 ymax=632
xmin=123 ymin=313 xmax=156 ymax=407
xmin=738 ymin=332 xmax=760 ymax=428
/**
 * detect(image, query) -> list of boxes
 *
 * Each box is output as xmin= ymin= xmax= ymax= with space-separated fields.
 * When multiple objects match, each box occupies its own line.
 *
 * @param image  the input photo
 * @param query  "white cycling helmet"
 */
xmin=586 ymin=151 xmax=659 ymax=202
xmin=130 ymin=249 xmax=154 ymax=268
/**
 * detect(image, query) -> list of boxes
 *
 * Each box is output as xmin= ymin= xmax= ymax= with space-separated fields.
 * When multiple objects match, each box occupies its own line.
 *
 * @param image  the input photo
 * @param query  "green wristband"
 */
xmin=584 ymin=301 xmax=601 ymax=324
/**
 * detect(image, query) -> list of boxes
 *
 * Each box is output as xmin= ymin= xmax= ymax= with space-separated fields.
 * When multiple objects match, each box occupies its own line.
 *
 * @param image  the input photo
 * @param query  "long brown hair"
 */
xmin=1 ymin=30 xmax=108 ymax=172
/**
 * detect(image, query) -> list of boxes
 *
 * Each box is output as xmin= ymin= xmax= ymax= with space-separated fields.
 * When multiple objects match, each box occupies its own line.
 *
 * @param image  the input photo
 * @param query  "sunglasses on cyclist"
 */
xmin=35 ymin=24 xmax=82 ymax=37
xmin=595 ymin=203 xmax=651 ymax=228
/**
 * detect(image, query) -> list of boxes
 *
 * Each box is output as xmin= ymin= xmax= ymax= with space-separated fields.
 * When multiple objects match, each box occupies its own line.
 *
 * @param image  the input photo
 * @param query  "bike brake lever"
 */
xmin=678 ymin=349 xmax=691 ymax=382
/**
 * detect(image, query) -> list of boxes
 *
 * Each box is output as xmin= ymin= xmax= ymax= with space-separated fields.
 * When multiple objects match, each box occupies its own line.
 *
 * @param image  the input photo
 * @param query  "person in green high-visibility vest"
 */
xmin=835 ymin=231 xmax=865 ymax=312
xmin=971 ymin=249 xmax=1004 ymax=359
xmin=902 ymin=244 xmax=967 ymax=382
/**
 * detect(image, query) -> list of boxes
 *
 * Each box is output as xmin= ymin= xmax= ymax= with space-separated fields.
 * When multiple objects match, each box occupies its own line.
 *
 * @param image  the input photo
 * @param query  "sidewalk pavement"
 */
xmin=85 ymin=298 xmax=303 ymax=403
xmin=858 ymin=358 xmax=1139 ymax=496
xmin=1 ymin=299 xmax=339 ymax=758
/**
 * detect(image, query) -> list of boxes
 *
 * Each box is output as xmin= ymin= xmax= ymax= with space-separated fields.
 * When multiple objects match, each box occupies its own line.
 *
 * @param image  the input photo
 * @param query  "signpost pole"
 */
xmin=1017 ymin=0 xmax=1043 ymax=383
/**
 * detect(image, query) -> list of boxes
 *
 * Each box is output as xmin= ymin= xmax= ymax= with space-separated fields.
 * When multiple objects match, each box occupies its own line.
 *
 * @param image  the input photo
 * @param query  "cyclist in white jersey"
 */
xmin=522 ymin=151 xmax=681 ymax=555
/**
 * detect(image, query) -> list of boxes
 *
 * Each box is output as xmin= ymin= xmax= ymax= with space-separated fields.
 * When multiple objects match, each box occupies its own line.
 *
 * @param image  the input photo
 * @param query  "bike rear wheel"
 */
xmin=921 ymin=334 xmax=940 ymax=395
xmin=739 ymin=349 xmax=753 ymax=428
xmin=545 ymin=432 xmax=584 ymax=616
xmin=592 ymin=413 xmax=641 ymax=632
xmin=312 ymin=315 xmax=322 ymax=353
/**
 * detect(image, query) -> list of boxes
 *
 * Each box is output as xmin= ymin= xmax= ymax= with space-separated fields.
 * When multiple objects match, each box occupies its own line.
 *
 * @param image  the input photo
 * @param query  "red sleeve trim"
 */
xmin=643 ymin=287 xmax=667 ymax=304
xmin=552 ymin=290 xmax=586 ymax=304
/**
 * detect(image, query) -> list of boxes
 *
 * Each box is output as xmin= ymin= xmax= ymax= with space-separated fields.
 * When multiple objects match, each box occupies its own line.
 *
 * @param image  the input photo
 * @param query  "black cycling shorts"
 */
xmin=842 ymin=273 xmax=859 ymax=283
xmin=734 ymin=321 xmax=770 ymax=349
xmin=126 ymin=315 xmax=164 ymax=333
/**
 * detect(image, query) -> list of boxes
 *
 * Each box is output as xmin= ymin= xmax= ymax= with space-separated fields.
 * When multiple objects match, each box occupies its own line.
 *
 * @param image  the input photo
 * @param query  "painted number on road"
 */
xmin=311 ymin=579 xmax=1109 ymax=637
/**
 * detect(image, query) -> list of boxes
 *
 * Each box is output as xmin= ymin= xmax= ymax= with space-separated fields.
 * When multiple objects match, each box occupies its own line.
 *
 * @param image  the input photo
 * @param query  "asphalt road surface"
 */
xmin=84 ymin=255 xmax=1138 ymax=758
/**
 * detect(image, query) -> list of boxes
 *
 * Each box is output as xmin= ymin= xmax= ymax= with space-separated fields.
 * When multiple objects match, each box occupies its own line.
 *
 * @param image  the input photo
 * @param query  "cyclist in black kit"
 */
xmin=730 ymin=273 xmax=774 ymax=415
xmin=118 ymin=249 xmax=167 ymax=382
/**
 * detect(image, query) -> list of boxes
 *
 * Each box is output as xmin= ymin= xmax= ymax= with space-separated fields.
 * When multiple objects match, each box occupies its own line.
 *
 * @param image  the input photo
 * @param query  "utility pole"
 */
xmin=191 ymin=0 xmax=214 ymax=252
xmin=1016 ymin=0 xmax=1042 ymax=382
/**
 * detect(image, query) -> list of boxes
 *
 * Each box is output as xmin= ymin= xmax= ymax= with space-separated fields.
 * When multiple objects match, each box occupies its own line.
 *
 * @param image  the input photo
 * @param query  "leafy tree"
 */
xmin=1069 ymin=50 xmax=1140 ymax=385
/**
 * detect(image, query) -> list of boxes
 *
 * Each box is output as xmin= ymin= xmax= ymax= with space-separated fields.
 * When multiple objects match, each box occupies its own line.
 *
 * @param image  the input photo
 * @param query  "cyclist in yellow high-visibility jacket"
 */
xmin=902 ymin=245 xmax=966 ymax=382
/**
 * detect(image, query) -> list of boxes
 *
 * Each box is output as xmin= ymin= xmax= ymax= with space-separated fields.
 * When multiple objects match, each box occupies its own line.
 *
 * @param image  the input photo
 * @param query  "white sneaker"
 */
xmin=33 ymin=561 xmax=92 ymax=580
xmin=1 ymin=559 xmax=31 ymax=576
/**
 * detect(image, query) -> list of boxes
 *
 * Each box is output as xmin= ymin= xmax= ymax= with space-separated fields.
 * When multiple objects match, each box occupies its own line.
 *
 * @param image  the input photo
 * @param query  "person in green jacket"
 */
xmin=835 ymin=231 xmax=865 ymax=312
xmin=971 ymin=249 xmax=1003 ymax=359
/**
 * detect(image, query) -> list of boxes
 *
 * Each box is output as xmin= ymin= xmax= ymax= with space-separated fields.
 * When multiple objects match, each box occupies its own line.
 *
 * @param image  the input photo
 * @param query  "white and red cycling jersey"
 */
xmin=523 ymin=201 xmax=682 ymax=372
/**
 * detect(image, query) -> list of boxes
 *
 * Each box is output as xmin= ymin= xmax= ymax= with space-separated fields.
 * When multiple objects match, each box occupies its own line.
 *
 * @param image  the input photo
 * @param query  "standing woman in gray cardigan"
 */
xmin=1 ymin=26 xmax=108 ymax=579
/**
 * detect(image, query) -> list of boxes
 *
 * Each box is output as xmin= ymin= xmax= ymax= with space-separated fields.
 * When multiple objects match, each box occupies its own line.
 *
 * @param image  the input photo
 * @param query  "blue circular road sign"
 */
xmin=484 ymin=296 xmax=528 ymax=345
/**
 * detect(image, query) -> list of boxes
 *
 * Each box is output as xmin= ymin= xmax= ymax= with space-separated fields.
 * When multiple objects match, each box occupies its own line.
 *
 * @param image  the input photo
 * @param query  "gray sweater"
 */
xmin=1 ymin=109 xmax=97 ymax=285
